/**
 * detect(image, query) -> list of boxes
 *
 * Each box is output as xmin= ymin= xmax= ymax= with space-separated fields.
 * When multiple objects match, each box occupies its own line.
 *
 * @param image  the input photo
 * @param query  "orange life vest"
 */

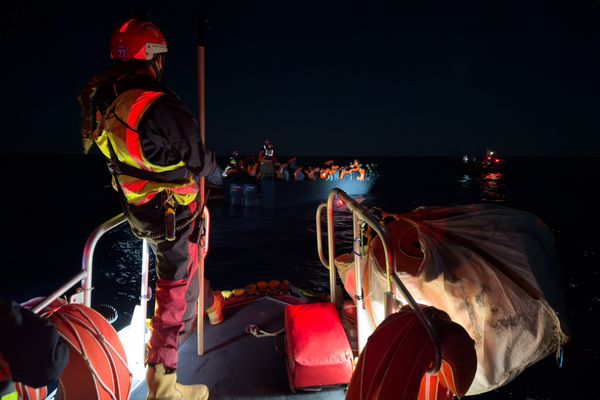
xmin=95 ymin=89 xmax=198 ymax=206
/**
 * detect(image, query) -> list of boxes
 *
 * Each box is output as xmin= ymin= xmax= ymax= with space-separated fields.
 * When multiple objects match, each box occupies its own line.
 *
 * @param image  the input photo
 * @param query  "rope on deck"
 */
xmin=245 ymin=324 xmax=284 ymax=338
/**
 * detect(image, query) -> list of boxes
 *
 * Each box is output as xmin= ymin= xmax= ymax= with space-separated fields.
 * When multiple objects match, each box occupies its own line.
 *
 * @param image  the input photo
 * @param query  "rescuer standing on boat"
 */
xmin=258 ymin=138 xmax=276 ymax=162
xmin=0 ymin=299 xmax=69 ymax=400
xmin=79 ymin=16 xmax=223 ymax=400
xmin=223 ymin=149 xmax=240 ymax=176
xmin=257 ymin=138 xmax=276 ymax=179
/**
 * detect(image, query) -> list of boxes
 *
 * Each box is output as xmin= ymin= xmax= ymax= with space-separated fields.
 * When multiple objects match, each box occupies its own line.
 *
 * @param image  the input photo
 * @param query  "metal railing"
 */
xmin=32 ymin=207 xmax=211 ymax=330
xmin=33 ymin=213 xmax=128 ymax=314
xmin=316 ymin=188 xmax=441 ymax=374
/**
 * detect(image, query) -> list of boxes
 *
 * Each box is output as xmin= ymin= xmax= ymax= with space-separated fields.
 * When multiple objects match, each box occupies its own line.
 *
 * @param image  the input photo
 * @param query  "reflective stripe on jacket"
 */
xmin=95 ymin=89 xmax=198 ymax=206
xmin=0 ymin=352 xmax=14 ymax=399
xmin=0 ymin=389 xmax=17 ymax=400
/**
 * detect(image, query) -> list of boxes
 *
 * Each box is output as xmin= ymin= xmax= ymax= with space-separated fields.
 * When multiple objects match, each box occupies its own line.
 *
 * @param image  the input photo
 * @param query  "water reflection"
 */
xmin=458 ymin=171 xmax=509 ymax=203
xmin=480 ymin=172 xmax=507 ymax=202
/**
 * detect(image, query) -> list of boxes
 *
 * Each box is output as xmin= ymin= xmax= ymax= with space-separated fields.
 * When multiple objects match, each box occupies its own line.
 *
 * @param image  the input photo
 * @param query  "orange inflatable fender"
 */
xmin=417 ymin=307 xmax=477 ymax=399
xmin=346 ymin=308 xmax=435 ymax=400
xmin=346 ymin=306 xmax=476 ymax=400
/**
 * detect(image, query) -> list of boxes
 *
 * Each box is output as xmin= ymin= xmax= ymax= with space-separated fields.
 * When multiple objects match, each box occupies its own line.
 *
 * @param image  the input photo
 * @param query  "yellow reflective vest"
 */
xmin=95 ymin=89 xmax=199 ymax=206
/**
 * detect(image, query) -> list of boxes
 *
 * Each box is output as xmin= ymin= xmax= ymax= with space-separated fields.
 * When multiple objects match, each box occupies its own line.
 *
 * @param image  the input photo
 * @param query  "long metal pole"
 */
xmin=196 ymin=16 xmax=208 ymax=356
xmin=141 ymin=239 xmax=150 ymax=358
xmin=326 ymin=194 xmax=337 ymax=304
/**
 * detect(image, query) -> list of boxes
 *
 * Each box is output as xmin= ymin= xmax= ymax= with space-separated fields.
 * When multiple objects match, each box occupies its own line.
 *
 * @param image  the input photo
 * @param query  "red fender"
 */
xmin=417 ymin=308 xmax=477 ymax=399
xmin=346 ymin=310 xmax=434 ymax=400
xmin=346 ymin=306 xmax=476 ymax=400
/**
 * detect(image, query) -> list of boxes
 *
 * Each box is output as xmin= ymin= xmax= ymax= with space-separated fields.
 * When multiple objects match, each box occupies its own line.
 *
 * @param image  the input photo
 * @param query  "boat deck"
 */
xmin=130 ymin=297 xmax=347 ymax=399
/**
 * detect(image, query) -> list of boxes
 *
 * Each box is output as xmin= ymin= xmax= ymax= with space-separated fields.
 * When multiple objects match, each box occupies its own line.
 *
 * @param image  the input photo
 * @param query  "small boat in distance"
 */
xmin=462 ymin=148 xmax=506 ymax=174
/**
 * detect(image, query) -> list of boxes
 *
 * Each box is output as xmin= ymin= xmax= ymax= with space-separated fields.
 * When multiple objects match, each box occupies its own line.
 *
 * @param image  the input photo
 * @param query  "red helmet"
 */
xmin=110 ymin=18 xmax=168 ymax=61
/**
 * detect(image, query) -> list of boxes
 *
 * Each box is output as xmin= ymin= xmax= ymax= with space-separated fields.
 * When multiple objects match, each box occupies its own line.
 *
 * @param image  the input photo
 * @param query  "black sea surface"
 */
xmin=1 ymin=154 xmax=598 ymax=399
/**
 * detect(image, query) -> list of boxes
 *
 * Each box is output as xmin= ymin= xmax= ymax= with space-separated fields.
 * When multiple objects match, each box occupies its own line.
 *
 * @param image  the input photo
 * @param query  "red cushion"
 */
xmin=285 ymin=302 xmax=354 ymax=390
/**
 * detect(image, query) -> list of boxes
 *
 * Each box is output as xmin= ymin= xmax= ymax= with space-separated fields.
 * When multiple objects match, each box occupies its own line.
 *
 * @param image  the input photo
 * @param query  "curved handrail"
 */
xmin=34 ymin=207 xmax=210 ymax=314
xmin=31 ymin=213 xmax=128 ymax=314
xmin=82 ymin=213 xmax=128 ymax=307
xmin=315 ymin=203 xmax=329 ymax=269
xmin=317 ymin=188 xmax=442 ymax=374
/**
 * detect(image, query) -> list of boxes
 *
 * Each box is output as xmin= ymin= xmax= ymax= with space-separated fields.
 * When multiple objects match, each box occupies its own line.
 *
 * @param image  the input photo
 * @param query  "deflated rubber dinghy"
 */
xmin=336 ymin=203 xmax=570 ymax=395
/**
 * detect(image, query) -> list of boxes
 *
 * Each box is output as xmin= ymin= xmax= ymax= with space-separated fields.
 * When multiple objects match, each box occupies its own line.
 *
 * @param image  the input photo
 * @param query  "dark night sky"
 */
xmin=2 ymin=0 xmax=599 ymax=157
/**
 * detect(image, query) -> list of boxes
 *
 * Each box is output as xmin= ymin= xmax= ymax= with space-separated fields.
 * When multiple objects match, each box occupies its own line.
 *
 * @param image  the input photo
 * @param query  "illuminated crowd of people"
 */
xmin=222 ymin=139 xmax=379 ymax=182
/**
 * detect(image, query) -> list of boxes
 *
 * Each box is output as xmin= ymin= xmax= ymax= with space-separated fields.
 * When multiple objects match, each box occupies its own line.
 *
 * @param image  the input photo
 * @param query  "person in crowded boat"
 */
xmin=79 ymin=16 xmax=223 ymax=400
xmin=329 ymin=164 xmax=341 ymax=180
xmin=294 ymin=167 xmax=305 ymax=181
xmin=275 ymin=157 xmax=296 ymax=180
xmin=0 ymin=299 xmax=70 ymax=400
xmin=289 ymin=158 xmax=305 ymax=181
xmin=366 ymin=163 xmax=379 ymax=179
xmin=304 ymin=166 xmax=320 ymax=180
xmin=247 ymin=158 xmax=259 ymax=177
xmin=340 ymin=159 xmax=361 ymax=180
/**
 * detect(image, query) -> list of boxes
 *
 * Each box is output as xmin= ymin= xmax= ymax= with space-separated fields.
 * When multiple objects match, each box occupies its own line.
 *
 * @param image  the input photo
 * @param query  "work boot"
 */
xmin=146 ymin=363 xmax=209 ymax=400
xmin=206 ymin=291 xmax=224 ymax=325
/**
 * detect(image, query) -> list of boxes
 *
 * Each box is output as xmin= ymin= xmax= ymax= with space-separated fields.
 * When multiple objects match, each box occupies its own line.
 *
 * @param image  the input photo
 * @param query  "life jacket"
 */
xmin=304 ymin=168 xmax=318 ymax=180
xmin=319 ymin=168 xmax=330 ymax=180
xmin=248 ymin=163 xmax=258 ymax=177
xmin=94 ymin=89 xmax=198 ymax=206
xmin=357 ymin=168 xmax=366 ymax=181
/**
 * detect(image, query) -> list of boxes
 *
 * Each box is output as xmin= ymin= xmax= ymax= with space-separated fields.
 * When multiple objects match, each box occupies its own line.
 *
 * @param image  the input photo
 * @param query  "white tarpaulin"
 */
xmin=335 ymin=203 xmax=570 ymax=395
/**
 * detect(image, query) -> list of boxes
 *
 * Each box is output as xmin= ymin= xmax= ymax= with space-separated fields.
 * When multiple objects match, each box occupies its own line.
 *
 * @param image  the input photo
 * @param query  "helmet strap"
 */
xmin=150 ymin=54 xmax=166 ymax=81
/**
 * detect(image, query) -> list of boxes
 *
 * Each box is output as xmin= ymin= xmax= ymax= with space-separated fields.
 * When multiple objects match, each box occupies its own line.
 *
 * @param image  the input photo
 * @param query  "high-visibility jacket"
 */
xmin=95 ymin=89 xmax=199 ymax=206
xmin=0 ymin=354 xmax=16 ymax=400
xmin=0 ymin=389 xmax=17 ymax=400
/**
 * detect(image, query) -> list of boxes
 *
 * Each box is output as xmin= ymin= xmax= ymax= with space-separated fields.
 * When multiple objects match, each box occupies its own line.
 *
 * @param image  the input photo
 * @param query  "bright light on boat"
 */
xmin=118 ymin=305 xmax=151 ymax=390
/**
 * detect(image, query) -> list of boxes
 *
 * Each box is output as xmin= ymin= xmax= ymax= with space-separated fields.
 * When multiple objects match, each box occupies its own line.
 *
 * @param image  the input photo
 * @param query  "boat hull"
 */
xmin=224 ymin=177 xmax=377 ymax=207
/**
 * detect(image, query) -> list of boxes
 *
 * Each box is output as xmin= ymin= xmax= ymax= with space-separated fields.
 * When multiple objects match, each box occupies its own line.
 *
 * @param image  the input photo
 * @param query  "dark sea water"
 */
xmin=1 ymin=154 xmax=598 ymax=399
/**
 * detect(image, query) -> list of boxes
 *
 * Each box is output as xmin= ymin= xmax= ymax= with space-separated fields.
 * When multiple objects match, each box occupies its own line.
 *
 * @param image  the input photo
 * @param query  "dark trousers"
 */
xmin=125 ymin=195 xmax=214 ymax=370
